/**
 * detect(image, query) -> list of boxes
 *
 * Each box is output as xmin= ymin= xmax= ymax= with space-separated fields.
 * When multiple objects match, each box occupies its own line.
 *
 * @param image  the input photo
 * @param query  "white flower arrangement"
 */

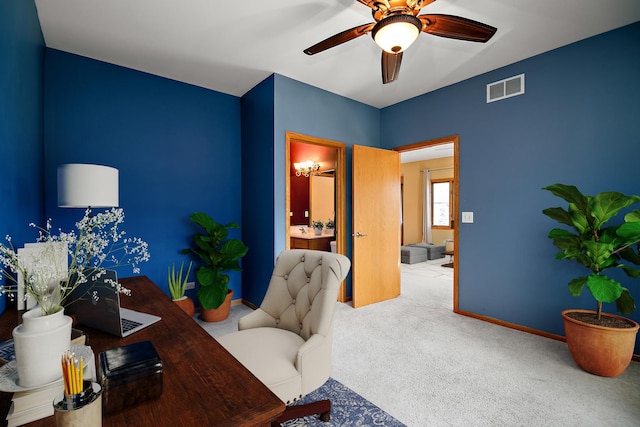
xmin=0 ymin=208 xmax=150 ymax=315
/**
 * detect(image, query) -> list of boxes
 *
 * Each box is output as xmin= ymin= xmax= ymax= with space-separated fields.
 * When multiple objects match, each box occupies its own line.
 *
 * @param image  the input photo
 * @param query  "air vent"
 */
xmin=486 ymin=74 xmax=525 ymax=103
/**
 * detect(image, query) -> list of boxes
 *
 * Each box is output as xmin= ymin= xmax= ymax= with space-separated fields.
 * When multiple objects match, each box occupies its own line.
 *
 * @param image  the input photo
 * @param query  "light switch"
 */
xmin=461 ymin=212 xmax=474 ymax=223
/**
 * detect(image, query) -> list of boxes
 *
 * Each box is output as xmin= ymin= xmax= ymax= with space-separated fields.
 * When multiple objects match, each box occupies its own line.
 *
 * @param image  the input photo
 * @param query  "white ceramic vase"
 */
xmin=12 ymin=307 xmax=72 ymax=388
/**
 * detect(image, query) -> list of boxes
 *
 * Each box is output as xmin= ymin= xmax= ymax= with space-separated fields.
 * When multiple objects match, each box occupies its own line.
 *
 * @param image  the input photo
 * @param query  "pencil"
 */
xmin=79 ymin=358 xmax=83 ymax=391
xmin=69 ymin=358 xmax=75 ymax=395
xmin=61 ymin=357 xmax=69 ymax=395
xmin=67 ymin=357 xmax=72 ymax=394
xmin=66 ymin=357 xmax=71 ymax=394
xmin=73 ymin=357 xmax=79 ymax=394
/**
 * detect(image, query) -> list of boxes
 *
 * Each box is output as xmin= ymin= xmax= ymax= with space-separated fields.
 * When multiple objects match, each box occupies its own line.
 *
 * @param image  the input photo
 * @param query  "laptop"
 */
xmin=66 ymin=269 xmax=161 ymax=337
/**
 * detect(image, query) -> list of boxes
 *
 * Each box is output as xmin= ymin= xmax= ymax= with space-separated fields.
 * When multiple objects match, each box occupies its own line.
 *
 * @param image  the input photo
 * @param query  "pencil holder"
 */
xmin=53 ymin=381 xmax=102 ymax=427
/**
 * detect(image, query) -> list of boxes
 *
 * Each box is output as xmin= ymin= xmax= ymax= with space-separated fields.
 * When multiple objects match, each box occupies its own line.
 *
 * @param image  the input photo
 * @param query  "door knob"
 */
xmin=353 ymin=231 xmax=367 ymax=238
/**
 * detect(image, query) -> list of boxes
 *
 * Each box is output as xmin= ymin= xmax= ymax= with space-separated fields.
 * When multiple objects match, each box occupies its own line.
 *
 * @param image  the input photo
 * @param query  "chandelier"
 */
xmin=294 ymin=161 xmax=320 ymax=177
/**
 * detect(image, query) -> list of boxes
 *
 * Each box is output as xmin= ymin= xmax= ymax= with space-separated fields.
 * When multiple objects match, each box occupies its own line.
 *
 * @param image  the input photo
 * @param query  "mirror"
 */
xmin=309 ymin=173 xmax=335 ymax=227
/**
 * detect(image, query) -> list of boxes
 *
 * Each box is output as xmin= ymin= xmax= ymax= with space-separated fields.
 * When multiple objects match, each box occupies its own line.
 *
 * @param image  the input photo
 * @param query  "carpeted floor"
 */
xmin=330 ymin=258 xmax=640 ymax=427
xmin=197 ymin=256 xmax=640 ymax=427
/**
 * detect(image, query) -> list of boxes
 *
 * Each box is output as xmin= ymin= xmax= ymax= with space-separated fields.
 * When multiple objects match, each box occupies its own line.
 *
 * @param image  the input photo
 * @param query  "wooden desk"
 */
xmin=0 ymin=276 xmax=284 ymax=426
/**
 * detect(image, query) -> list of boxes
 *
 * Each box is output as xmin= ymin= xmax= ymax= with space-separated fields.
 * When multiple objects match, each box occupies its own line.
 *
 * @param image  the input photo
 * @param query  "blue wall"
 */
xmin=240 ymin=76 xmax=276 ymax=306
xmin=0 ymin=0 xmax=44 ymax=315
xmin=381 ymin=22 xmax=640 ymax=352
xmin=240 ymin=74 xmax=380 ymax=306
xmin=275 ymin=75 xmax=381 ymax=299
xmin=43 ymin=49 xmax=242 ymax=300
xmin=273 ymin=75 xmax=381 ymax=256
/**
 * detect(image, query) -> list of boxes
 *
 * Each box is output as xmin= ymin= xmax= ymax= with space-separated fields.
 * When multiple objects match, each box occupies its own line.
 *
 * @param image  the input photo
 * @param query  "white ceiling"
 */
xmin=34 ymin=0 xmax=640 ymax=109
xmin=400 ymin=143 xmax=453 ymax=163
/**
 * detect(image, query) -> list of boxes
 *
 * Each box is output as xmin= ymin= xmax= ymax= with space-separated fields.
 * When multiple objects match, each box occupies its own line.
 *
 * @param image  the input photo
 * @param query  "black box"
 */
xmin=98 ymin=340 xmax=163 ymax=414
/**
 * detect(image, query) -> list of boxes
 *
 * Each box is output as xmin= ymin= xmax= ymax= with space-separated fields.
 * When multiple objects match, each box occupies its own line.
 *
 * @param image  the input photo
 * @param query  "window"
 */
xmin=432 ymin=179 xmax=454 ymax=228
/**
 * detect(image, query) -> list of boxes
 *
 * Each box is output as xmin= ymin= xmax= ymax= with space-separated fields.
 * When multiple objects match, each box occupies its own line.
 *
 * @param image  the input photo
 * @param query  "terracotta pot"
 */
xmin=173 ymin=296 xmax=195 ymax=318
xmin=562 ymin=309 xmax=639 ymax=377
xmin=200 ymin=290 xmax=234 ymax=322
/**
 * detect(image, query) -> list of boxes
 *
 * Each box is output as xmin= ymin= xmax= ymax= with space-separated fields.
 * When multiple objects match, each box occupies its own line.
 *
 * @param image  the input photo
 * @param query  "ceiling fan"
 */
xmin=304 ymin=0 xmax=497 ymax=84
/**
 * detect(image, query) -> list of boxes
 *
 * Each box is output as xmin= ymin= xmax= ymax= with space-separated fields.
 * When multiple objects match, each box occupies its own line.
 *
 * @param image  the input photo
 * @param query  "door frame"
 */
xmin=393 ymin=135 xmax=460 ymax=311
xmin=285 ymin=131 xmax=348 ymax=302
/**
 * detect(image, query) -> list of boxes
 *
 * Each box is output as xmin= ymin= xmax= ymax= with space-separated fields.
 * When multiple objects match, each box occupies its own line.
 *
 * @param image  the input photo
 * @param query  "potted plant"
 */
xmin=325 ymin=218 xmax=335 ymax=235
xmin=312 ymin=220 xmax=324 ymax=236
xmin=168 ymin=261 xmax=194 ymax=317
xmin=542 ymin=183 xmax=640 ymax=376
xmin=182 ymin=212 xmax=248 ymax=322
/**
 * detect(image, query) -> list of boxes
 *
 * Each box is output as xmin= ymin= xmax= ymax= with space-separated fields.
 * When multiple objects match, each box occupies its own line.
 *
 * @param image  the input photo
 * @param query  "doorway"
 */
xmin=285 ymin=131 xmax=347 ymax=301
xmin=394 ymin=135 xmax=460 ymax=311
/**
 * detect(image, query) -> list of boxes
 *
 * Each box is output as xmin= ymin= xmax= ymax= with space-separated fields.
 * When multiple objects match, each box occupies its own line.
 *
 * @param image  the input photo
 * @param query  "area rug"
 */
xmin=283 ymin=378 xmax=406 ymax=426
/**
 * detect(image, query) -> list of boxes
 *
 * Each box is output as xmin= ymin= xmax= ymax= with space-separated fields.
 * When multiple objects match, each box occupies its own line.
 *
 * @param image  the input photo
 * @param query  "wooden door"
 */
xmin=352 ymin=145 xmax=401 ymax=308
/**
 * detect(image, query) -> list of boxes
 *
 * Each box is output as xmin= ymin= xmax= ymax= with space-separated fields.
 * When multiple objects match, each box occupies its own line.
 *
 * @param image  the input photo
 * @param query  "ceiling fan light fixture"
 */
xmin=372 ymin=15 xmax=422 ymax=54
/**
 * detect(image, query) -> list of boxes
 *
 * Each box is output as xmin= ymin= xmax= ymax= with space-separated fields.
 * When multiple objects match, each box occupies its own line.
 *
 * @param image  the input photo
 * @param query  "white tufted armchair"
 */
xmin=218 ymin=249 xmax=351 ymax=425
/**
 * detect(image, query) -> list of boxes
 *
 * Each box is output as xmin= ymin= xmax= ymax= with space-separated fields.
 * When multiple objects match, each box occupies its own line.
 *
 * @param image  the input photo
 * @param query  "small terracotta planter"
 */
xmin=173 ymin=296 xmax=195 ymax=318
xmin=562 ymin=309 xmax=639 ymax=377
xmin=200 ymin=290 xmax=234 ymax=322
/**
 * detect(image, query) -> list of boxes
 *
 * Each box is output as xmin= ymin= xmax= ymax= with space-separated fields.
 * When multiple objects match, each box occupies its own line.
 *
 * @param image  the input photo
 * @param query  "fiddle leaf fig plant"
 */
xmin=542 ymin=184 xmax=640 ymax=319
xmin=181 ymin=212 xmax=248 ymax=310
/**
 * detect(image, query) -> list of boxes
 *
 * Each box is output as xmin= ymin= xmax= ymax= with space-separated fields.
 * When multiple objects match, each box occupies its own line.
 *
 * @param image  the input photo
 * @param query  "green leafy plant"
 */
xmin=167 ymin=261 xmax=193 ymax=300
xmin=312 ymin=220 xmax=324 ymax=230
xmin=181 ymin=212 xmax=248 ymax=310
xmin=325 ymin=218 xmax=335 ymax=229
xmin=542 ymin=184 xmax=640 ymax=319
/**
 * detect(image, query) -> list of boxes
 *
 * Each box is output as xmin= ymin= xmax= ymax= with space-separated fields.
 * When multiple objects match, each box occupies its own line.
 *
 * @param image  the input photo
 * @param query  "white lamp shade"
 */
xmin=57 ymin=164 xmax=119 ymax=208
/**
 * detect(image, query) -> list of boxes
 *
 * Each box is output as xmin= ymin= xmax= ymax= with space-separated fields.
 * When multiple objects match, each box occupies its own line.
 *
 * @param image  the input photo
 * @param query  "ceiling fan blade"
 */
xmin=382 ymin=51 xmax=403 ymax=84
xmin=304 ymin=22 xmax=375 ymax=55
xmin=419 ymin=14 xmax=497 ymax=42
